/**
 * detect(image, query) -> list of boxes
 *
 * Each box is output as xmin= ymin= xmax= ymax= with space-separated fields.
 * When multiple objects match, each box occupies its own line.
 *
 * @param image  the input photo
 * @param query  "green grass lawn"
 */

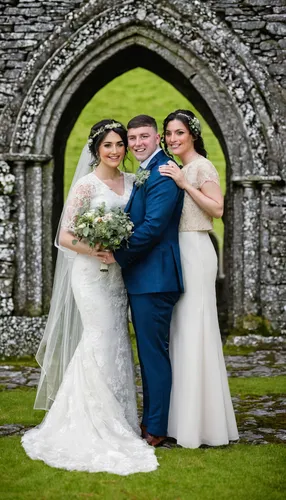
xmin=65 ymin=67 xmax=226 ymax=246
xmin=0 ymin=373 xmax=285 ymax=499
xmin=0 ymin=437 xmax=285 ymax=500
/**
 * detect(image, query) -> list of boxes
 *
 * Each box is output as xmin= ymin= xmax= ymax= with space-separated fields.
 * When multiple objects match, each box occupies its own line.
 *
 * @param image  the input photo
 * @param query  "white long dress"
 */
xmin=168 ymin=158 xmax=239 ymax=448
xmin=22 ymin=172 xmax=158 ymax=475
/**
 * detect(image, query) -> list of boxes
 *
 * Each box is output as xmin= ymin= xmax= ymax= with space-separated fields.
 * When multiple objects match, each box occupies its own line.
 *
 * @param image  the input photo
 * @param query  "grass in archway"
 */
xmin=65 ymin=67 xmax=226 ymax=246
xmin=0 ymin=436 xmax=285 ymax=500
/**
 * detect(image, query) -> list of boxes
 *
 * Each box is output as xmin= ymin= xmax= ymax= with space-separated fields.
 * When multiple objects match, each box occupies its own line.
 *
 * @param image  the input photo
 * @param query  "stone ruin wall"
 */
xmin=0 ymin=0 xmax=285 ymax=355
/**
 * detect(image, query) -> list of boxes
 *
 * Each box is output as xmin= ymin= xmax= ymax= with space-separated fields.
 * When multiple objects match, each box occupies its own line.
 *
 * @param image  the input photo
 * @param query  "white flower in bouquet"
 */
xmin=71 ymin=203 xmax=134 ymax=271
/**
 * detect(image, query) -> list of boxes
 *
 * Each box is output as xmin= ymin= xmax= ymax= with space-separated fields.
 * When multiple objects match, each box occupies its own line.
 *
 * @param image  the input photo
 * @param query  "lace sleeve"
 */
xmin=197 ymin=161 xmax=220 ymax=188
xmin=61 ymin=178 xmax=95 ymax=231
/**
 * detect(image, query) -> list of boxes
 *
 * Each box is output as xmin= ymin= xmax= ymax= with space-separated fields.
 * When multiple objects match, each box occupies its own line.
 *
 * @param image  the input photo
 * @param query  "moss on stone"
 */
xmin=231 ymin=314 xmax=279 ymax=337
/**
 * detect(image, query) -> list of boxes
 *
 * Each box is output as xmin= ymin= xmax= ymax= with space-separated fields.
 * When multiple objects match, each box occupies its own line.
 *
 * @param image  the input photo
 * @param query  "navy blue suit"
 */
xmin=115 ymin=149 xmax=184 ymax=436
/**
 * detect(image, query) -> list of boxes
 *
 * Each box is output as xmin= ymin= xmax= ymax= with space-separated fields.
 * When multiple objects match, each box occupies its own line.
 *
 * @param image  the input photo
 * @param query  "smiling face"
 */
xmin=97 ymin=131 xmax=126 ymax=168
xmin=165 ymin=119 xmax=195 ymax=159
xmin=127 ymin=126 xmax=161 ymax=162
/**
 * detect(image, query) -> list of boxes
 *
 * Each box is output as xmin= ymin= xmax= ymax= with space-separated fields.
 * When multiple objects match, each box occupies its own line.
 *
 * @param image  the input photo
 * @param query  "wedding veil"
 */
xmin=34 ymin=144 xmax=92 ymax=410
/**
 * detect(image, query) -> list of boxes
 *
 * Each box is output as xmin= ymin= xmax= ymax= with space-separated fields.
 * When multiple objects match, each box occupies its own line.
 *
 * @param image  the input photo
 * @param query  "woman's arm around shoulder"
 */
xmin=160 ymin=158 xmax=223 ymax=219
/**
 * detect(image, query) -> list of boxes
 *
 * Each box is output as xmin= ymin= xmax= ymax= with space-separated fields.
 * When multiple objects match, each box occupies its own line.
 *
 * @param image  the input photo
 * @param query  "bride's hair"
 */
xmin=162 ymin=109 xmax=207 ymax=158
xmin=88 ymin=119 xmax=128 ymax=166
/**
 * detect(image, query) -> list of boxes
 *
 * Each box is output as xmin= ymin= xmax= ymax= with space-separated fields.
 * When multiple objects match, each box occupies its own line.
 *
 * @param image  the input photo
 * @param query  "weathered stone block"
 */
xmin=274 ymin=7 xmax=286 ymax=14
xmin=270 ymin=237 xmax=286 ymax=256
xmin=0 ymin=246 xmax=15 ymax=262
xmin=0 ymin=315 xmax=47 ymax=356
xmin=15 ymin=23 xmax=55 ymax=33
xmin=3 ymin=8 xmax=20 ymax=16
xmin=0 ymin=33 xmax=23 ymax=40
xmin=5 ymin=61 xmax=26 ymax=69
xmin=0 ymin=297 xmax=13 ymax=316
xmin=266 ymin=22 xmax=286 ymax=36
xmin=4 ymin=69 xmax=22 ymax=79
xmin=0 ymin=26 xmax=12 ymax=33
xmin=0 ymin=52 xmax=26 ymax=61
xmin=0 ymin=261 xmax=15 ymax=278
xmin=231 ymin=21 xmax=266 ymax=30
xmin=263 ymin=265 xmax=286 ymax=285
xmin=4 ymin=5 xmax=44 ymax=15
xmin=0 ymin=278 xmax=13 ymax=298
xmin=0 ymin=16 xmax=26 ymax=24
xmin=260 ymin=40 xmax=278 ymax=51
xmin=0 ymin=196 xmax=11 ymax=221
xmin=278 ymin=39 xmax=286 ymax=48
xmin=0 ymin=222 xmax=15 ymax=244
xmin=0 ymin=39 xmax=37 ymax=49
xmin=244 ymin=0 xmax=285 ymax=5
xmin=270 ymin=193 xmax=286 ymax=206
xmin=269 ymin=64 xmax=286 ymax=76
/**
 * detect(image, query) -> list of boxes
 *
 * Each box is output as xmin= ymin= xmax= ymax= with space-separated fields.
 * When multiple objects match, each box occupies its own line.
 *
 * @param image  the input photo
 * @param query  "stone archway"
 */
xmin=1 ymin=0 xmax=284 ymax=331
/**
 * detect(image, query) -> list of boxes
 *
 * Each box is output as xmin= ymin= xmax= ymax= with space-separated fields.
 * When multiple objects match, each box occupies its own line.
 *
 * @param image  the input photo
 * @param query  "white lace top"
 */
xmin=179 ymin=157 xmax=220 ymax=232
xmin=62 ymin=171 xmax=135 ymax=231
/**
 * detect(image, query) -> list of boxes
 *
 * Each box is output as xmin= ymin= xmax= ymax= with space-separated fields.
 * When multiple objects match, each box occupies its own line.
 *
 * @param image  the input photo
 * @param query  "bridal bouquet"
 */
xmin=72 ymin=203 xmax=134 ymax=271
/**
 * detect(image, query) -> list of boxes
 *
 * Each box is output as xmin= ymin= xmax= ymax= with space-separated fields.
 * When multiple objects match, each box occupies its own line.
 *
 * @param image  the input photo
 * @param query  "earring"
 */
xmin=90 ymin=153 xmax=100 ymax=168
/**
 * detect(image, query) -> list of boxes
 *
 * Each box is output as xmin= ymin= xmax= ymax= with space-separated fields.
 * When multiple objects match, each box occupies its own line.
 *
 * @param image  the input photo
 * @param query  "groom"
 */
xmin=98 ymin=115 xmax=184 ymax=446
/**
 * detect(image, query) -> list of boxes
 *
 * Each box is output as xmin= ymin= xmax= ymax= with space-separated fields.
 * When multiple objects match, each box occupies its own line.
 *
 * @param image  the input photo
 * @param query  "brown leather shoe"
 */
xmin=140 ymin=424 xmax=148 ymax=439
xmin=146 ymin=432 xmax=167 ymax=447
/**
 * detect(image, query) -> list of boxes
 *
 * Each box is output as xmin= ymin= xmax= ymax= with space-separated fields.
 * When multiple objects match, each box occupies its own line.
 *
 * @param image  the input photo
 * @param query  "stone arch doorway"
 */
xmin=4 ymin=4 xmax=282 ymax=330
xmin=51 ymin=44 xmax=231 ymax=325
xmin=53 ymin=44 xmax=228 ymax=248
xmin=55 ymin=53 xmax=228 ymax=328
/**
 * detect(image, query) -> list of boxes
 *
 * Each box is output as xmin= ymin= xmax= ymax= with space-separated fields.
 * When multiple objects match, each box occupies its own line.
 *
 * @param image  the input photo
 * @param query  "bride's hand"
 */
xmin=94 ymin=250 xmax=116 ymax=264
xmin=88 ymin=243 xmax=101 ymax=256
xmin=159 ymin=161 xmax=186 ymax=189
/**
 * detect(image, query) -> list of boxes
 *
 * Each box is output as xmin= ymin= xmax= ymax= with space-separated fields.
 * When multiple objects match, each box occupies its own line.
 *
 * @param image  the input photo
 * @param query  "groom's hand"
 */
xmin=95 ymin=250 xmax=115 ymax=264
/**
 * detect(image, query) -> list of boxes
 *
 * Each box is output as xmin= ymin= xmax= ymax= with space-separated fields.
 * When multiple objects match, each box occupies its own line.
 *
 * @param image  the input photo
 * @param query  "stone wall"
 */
xmin=211 ymin=0 xmax=286 ymax=88
xmin=0 ymin=0 xmax=285 ymax=356
xmin=0 ymin=0 xmax=82 ymax=113
xmin=0 ymin=161 xmax=15 ymax=317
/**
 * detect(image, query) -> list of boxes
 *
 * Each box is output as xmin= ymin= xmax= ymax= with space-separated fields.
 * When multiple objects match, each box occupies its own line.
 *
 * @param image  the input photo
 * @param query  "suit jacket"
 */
xmin=115 ymin=149 xmax=184 ymax=294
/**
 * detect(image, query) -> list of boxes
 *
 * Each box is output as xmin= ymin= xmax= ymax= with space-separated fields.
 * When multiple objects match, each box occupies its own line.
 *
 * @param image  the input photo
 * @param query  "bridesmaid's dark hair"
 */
xmin=88 ymin=119 xmax=128 ymax=166
xmin=162 ymin=110 xmax=207 ymax=158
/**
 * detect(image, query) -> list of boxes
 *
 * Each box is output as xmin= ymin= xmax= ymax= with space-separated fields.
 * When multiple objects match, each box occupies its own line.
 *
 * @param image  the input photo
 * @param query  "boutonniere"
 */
xmin=134 ymin=169 xmax=150 ymax=187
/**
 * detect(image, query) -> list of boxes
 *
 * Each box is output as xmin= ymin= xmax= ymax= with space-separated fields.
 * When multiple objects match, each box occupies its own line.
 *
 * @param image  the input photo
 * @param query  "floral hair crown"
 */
xmin=88 ymin=122 xmax=123 ymax=146
xmin=177 ymin=113 xmax=201 ymax=136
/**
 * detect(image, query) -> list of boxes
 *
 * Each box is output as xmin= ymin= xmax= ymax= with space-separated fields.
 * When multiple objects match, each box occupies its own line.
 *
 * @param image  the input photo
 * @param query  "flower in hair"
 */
xmin=88 ymin=122 xmax=123 ymax=159
xmin=89 ymin=122 xmax=123 ymax=143
xmin=177 ymin=113 xmax=201 ymax=137
xmin=189 ymin=116 xmax=201 ymax=136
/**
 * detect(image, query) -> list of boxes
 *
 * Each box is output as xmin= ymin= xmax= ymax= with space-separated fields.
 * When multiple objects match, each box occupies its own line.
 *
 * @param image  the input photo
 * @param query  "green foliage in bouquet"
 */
xmin=72 ymin=202 xmax=134 ymax=250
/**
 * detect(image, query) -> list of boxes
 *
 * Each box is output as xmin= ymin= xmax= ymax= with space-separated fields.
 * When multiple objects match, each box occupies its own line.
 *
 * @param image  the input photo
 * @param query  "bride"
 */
xmin=21 ymin=119 xmax=158 ymax=475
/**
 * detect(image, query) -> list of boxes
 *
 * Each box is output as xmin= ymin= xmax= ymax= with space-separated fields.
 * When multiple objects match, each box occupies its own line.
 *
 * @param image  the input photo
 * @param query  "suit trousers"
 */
xmin=129 ymin=291 xmax=181 ymax=436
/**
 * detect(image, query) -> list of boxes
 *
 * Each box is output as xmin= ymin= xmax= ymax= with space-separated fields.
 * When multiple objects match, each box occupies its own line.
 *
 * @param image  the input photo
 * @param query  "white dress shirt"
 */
xmin=140 ymin=147 xmax=162 ymax=169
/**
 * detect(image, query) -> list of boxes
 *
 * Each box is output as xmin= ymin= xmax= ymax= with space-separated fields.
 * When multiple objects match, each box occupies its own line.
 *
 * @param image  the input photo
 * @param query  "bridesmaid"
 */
xmin=159 ymin=109 xmax=239 ymax=448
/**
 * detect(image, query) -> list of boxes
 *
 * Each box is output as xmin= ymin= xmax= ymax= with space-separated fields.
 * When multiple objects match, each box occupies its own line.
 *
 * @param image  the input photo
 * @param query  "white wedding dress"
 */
xmin=22 ymin=171 xmax=158 ymax=475
xmin=168 ymin=158 xmax=239 ymax=448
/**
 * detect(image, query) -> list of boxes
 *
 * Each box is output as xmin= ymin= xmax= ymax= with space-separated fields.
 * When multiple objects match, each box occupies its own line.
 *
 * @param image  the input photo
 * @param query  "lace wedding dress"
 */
xmin=22 ymin=171 xmax=158 ymax=475
xmin=168 ymin=158 xmax=239 ymax=448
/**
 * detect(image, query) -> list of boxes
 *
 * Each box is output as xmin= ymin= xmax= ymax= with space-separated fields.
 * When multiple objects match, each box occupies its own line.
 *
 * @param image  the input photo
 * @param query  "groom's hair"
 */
xmin=127 ymin=114 xmax=158 ymax=132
